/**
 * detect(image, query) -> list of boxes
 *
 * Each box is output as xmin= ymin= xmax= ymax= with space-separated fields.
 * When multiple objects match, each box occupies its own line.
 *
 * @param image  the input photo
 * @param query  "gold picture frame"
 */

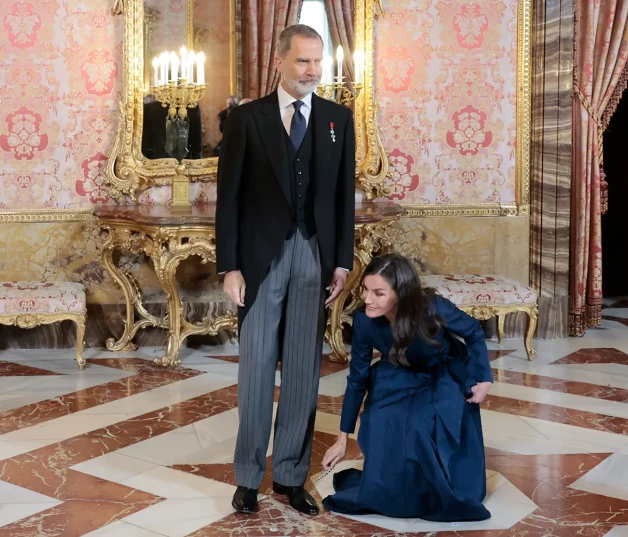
xmin=106 ymin=0 xmax=390 ymax=202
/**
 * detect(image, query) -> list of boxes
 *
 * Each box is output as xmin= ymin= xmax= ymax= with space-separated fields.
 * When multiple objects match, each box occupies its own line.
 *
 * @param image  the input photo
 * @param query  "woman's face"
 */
xmin=362 ymin=274 xmax=398 ymax=319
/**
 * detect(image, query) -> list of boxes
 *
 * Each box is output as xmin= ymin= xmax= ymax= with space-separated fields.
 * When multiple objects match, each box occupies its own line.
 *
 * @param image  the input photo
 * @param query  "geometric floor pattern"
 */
xmin=1 ymin=298 xmax=628 ymax=535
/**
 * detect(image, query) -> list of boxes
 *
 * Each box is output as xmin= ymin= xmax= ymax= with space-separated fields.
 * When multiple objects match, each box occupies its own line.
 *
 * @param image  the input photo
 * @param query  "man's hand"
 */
xmin=223 ymin=270 xmax=246 ymax=307
xmin=466 ymin=381 xmax=492 ymax=404
xmin=325 ymin=268 xmax=349 ymax=307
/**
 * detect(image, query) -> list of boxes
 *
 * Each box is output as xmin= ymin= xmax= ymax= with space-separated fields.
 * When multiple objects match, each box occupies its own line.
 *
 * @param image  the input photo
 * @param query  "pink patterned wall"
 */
xmin=144 ymin=0 xmax=186 ymax=73
xmin=0 ymin=0 xmax=519 ymax=211
xmin=0 ymin=0 xmax=121 ymax=210
xmin=377 ymin=0 xmax=518 ymax=204
xmin=194 ymin=0 xmax=232 ymax=153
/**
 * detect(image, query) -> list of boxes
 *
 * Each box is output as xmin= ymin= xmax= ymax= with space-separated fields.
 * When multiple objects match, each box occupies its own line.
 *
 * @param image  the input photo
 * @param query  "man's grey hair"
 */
xmin=276 ymin=24 xmax=323 ymax=58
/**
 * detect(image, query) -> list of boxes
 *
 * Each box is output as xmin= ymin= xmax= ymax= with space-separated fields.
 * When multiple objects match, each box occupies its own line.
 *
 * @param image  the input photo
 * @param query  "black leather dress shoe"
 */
xmin=232 ymin=486 xmax=258 ymax=513
xmin=273 ymin=482 xmax=319 ymax=515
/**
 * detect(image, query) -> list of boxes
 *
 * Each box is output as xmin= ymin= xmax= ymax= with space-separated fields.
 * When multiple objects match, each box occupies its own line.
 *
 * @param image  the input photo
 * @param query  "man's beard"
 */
xmin=284 ymin=75 xmax=320 ymax=96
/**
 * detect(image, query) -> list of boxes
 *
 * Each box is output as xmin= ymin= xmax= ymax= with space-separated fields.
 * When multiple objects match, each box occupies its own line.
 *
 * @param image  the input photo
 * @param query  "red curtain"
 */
xmin=242 ymin=0 xmax=303 ymax=99
xmin=325 ymin=0 xmax=355 ymax=84
xmin=570 ymin=0 xmax=628 ymax=335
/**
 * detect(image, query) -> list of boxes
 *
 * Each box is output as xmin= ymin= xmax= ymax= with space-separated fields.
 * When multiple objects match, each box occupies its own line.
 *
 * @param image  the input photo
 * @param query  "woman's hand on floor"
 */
xmin=323 ymin=434 xmax=348 ymax=470
xmin=466 ymin=381 xmax=492 ymax=404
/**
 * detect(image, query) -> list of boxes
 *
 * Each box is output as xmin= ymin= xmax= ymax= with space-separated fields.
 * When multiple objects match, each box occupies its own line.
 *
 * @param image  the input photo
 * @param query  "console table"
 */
xmin=96 ymin=202 xmax=403 ymax=366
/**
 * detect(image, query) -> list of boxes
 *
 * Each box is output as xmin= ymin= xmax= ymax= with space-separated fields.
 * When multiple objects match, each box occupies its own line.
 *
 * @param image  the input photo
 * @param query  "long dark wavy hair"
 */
xmin=363 ymin=254 xmax=442 ymax=366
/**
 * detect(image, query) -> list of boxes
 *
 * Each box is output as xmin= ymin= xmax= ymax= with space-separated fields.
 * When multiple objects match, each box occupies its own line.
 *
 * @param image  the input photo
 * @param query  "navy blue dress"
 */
xmin=322 ymin=296 xmax=493 ymax=522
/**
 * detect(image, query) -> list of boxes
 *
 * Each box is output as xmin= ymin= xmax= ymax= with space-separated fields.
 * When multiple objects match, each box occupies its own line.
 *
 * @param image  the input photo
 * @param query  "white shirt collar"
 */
xmin=277 ymin=84 xmax=313 ymax=111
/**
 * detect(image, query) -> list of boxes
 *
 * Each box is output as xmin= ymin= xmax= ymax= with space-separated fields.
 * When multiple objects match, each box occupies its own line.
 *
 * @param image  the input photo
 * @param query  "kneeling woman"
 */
xmin=322 ymin=254 xmax=493 ymax=522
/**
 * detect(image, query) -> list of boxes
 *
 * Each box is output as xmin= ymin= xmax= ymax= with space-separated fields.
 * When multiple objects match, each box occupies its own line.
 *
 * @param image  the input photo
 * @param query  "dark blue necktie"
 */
xmin=290 ymin=100 xmax=306 ymax=149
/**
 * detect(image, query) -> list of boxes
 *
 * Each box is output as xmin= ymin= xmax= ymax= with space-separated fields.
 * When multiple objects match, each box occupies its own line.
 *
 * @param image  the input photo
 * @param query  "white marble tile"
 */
xmin=0 ymin=481 xmax=61 ymax=529
xmin=312 ymin=459 xmax=363 ymax=500
xmin=120 ymin=466 xmax=236 ymax=499
xmin=405 ymin=472 xmax=538 ymax=533
xmin=313 ymin=411 xmax=359 ymax=438
xmin=167 ymin=437 xmax=238 ymax=465
xmin=604 ymin=527 xmax=628 ymax=537
xmin=0 ymin=502 xmax=62 ymax=528
xmin=70 ymin=452 xmax=158 ymax=483
xmin=489 ymin=382 xmax=628 ymax=418
xmin=192 ymin=407 xmax=240 ymax=447
xmin=318 ymin=369 xmax=350 ymax=397
xmin=314 ymin=462 xmax=536 ymax=533
xmin=120 ymin=497 xmax=235 ymax=537
xmin=80 ymin=520 xmax=166 ymax=537
xmin=569 ymin=453 xmax=628 ymax=501
xmin=191 ymin=345 xmax=240 ymax=358
xmin=0 ymin=440 xmax=51 ymax=460
xmin=491 ymin=357 xmax=628 ymax=390
xmin=480 ymin=410 xmax=628 ymax=455
xmin=601 ymin=308 xmax=628 ymax=319
xmin=0 ymin=480 xmax=60 ymax=505
xmin=78 ymin=373 xmax=237 ymax=416
xmin=116 ymin=424 xmax=203 ymax=466
xmin=0 ymin=413 xmax=141 ymax=442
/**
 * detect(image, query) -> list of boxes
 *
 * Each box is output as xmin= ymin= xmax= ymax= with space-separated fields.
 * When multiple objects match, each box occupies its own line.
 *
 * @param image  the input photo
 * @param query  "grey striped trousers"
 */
xmin=234 ymin=230 xmax=325 ymax=489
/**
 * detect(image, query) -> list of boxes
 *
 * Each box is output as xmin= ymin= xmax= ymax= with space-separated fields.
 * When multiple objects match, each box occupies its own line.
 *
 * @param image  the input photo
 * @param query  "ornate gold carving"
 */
xmin=326 ymin=217 xmax=400 ymax=363
xmin=0 ymin=210 xmax=96 ymax=223
xmin=0 ymin=312 xmax=87 ymax=370
xmin=354 ymin=0 xmax=390 ymax=200
xmin=460 ymin=303 xmax=538 ymax=361
xmin=517 ymin=0 xmax=532 ymax=209
xmin=106 ymin=0 xmax=390 ymax=202
xmin=98 ymin=216 xmax=237 ymax=367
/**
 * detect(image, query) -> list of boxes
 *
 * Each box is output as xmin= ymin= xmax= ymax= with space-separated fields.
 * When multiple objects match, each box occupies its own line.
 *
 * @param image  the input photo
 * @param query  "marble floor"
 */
xmin=1 ymin=302 xmax=628 ymax=536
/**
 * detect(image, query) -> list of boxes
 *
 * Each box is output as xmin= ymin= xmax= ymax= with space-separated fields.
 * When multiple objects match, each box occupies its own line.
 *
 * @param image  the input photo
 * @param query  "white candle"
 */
xmin=152 ymin=57 xmax=159 ymax=87
xmin=185 ymin=50 xmax=194 ymax=82
xmin=169 ymin=51 xmax=179 ymax=82
xmin=195 ymin=51 xmax=205 ymax=84
xmin=336 ymin=46 xmax=344 ymax=82
xmin=160 ymin=53 xmax=168 ymax=85
xmin=354 ymin=50 xmax=363 ymax=84
xmin=322 ymin=56 xmax=332 ymax=85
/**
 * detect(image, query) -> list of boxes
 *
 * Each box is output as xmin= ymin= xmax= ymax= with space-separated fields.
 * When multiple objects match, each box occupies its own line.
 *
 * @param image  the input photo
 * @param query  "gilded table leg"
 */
xmin=101 ymin=242 xmax=139 ymax=352
xmin=524 ymin=306 xmax=538 ymax=361
xmin=497 ymin=314 xmax=505 ymax=344
xmin=326 ymin=257 xmax=362 ymax=363
xmin=152 ymin=252 xmax=184 ymax=367
xmin=75 ymin=314 xmax=87 ymax=371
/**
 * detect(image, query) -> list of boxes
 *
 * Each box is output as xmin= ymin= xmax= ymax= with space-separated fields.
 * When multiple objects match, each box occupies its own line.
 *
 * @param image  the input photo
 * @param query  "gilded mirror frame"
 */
xmin=107 ymin=0 xmax=389 ymax=201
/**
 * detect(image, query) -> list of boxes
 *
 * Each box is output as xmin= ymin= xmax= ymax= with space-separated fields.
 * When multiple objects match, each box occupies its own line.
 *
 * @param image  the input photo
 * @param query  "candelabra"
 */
xmin=316 ymin=79 xmax=363 ymax=106
xmin=316 ymin=47 xmax=364 ymax=107
xmin=151 ymin=47 xmax=206 ymax=212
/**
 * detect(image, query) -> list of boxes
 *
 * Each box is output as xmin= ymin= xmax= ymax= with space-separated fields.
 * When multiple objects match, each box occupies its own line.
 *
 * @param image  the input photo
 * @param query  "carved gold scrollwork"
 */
xmin=326 ymin=220 xmax=398 ymax=363
xmin=98 ymin=218 xmax=238 ymax=367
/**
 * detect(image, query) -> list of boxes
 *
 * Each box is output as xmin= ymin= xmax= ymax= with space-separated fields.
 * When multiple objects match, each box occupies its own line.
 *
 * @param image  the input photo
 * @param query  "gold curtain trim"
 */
xmin=573 ymin=79 xmax=608 ymax=213
xmin=601 ymin=62 xmax=628 ymax=131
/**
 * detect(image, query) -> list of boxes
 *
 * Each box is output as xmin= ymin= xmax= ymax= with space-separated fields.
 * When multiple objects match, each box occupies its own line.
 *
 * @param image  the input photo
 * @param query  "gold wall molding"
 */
xmin=402 ymin=204 xmax=529 ymax=218
xmin=516 ymin=0 xmax=532 ymax=208
xmin=0 ymin=210 xmax=96 ymax=223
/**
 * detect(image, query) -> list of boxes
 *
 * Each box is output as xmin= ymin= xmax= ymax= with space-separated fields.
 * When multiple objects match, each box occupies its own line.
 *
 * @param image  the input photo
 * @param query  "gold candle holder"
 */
xmin=316 ymin=79 xmax=363 ymax=106
xmin=152 ymin=80 xmax=206 ymax=212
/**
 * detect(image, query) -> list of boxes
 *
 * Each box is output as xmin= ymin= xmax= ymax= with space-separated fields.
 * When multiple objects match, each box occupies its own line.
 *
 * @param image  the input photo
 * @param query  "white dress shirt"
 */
xmin=277 ymin=84 xmax=313 ymax=134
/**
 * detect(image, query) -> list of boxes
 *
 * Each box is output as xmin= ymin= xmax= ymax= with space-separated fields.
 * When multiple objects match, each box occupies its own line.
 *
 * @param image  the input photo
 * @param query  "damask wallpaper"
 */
xmin=377 ymin=0 xmax=518 ymax=205
xmin=0 ymin=0 xmax=527 ymax=312
xmin=0 ymin=0 xmax=121 ymax=210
